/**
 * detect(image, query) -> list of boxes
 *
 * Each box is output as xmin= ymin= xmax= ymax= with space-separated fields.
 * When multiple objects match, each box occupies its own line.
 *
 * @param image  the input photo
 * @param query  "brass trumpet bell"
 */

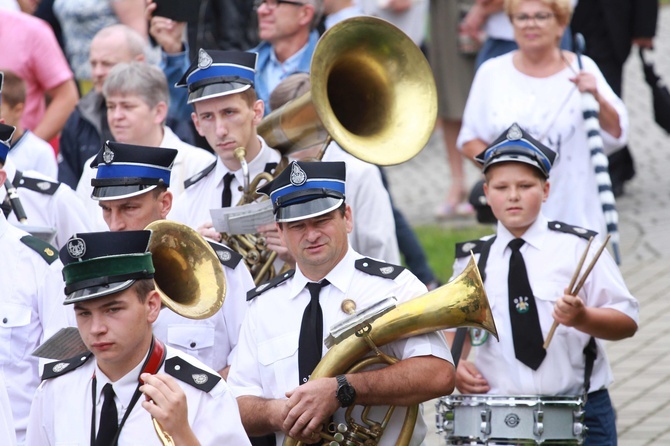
xmin=146 ymin=220 xmax=226 ymax=320
xmin=258 ymin=16 xmax=438 ymax=166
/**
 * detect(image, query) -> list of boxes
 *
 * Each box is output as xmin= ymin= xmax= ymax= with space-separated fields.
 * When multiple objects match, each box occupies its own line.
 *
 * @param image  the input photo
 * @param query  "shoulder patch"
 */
xmin=207 ymin=240 xmax=243 ymax=269
xmin=455 ymin=239 xmax=487 ymax=258
xmin=184 ymin=161 xmax=216 ymax=189
xmin=548 ymin=221 xmax=598 ymax=240
xmin=14 ymin=173 xmax=60 ymax=195
xmin=247 ymin=269 xmax=295 ymax=301
xmin=42 ymin=352 xmax=93 ymax=380
xmin=20 ymin=235 xmax=58 ymax=264
xmin=355 ymin=258 xmax=405 ymax=280
xmin=164 ymin=356 xmax=220 ymax=392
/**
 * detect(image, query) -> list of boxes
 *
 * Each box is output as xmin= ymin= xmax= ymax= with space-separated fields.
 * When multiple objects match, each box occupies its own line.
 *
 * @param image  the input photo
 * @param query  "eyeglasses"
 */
xmin=255 ymin=0 xmax=305 ymax=10
xmin=511 ymin=12 xmax=555 ymax=27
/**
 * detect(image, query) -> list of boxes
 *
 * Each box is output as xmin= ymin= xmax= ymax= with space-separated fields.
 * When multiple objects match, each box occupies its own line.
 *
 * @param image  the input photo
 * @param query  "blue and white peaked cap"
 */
xmin=0 ymin=122 xmax=16 ymax=165
xmin=258 ymin=161 xmax=346 ymax=223
xmin=89 ymin=141 xmax=178 ymax=201
xmin=176 ymin=49 xmax=257 ymax=104
xmin=475 ymin=123 xmax=558 ymax=178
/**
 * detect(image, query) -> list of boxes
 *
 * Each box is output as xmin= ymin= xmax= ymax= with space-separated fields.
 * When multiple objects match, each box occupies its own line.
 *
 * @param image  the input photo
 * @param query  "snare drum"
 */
xmin=435 ymin=395 xmax=585 ymax=445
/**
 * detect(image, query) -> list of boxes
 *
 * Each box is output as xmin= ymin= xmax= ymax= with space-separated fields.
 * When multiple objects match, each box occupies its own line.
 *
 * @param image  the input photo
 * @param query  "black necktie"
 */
xmin=298 ymin=280 xmax=330 ymax=385
xmin=508 ymin=238 xmax=546 ymax=370
xmin=96 ymin=383 xmax=118 ymax=446
xmin=221 ymin=172 xmax=235 ymax=208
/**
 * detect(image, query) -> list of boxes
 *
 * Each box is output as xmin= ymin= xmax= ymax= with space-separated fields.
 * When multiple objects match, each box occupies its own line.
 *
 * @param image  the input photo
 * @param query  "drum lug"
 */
xmin=435 ymin=398 xmax=454 ymax=435
xmin=573 ymin=408 xmax=586 ymax=439
xmin=480 ymin=407 xmax=491 ymax=437
xmin=533 ymin=409 xmax=544 ymax=437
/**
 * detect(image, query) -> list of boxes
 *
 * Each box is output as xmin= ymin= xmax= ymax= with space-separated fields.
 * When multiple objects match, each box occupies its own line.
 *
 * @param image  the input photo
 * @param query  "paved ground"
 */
xmin=385 ymin=7 xmax=670 ymax=445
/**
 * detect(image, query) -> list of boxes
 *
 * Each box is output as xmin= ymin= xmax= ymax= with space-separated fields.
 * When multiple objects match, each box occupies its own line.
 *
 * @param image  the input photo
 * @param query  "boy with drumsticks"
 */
xmin=448 ymin=123 xmax=638 ymax=444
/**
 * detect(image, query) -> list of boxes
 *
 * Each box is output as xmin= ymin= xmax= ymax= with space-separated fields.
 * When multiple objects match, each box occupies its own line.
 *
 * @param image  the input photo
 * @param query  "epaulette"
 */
xmin=42 ymin=352 xmax=93 ymax=380
xmin=207 ymin=240 xmax=243 ymax=269
xmin=183 ymin=161 xmax=216 ymax=189
xmin=14 ymin=171 xmax=60 ymax=196
xmin=355 ymin=258 xmax=404 ymax=280
xmin=455 ymin=239 xmax=487 ymax=258
xmin=548 ymin=221 xmax=598 ymax=240
xmin=20 ymin=235 xmax=58 ymax=264
xmin=247 ymin=269 xmax=295 ymax=301
xmin=164 ymin=356 xmax=220 ymax=392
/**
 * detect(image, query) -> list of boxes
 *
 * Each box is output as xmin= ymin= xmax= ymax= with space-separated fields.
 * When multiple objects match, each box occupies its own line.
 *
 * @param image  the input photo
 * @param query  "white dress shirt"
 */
xmin=450 ymin=214 xmax=638 ymax=396
xmin=228 ymin=248 xmax=452 ymax=446
xmin=7 ymin=130 xmax=58 ymax=179
xmin=0 ymin=213 xmax=70 ymax=444
xmin=25 ymin=346 xmax=251 ymax=446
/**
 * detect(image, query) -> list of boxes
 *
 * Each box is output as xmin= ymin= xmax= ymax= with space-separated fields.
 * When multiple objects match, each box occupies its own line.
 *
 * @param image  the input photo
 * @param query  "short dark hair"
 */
xmin=133 ymin=279 xmax=156 ymax=303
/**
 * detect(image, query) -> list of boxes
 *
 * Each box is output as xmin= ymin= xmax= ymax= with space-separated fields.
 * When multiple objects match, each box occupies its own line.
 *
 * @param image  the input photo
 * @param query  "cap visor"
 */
xmin=188 ymin=83 xmax=251 ymax=104
xmin=277 ymin=197 xmax=344 ymax=223
xmin=92 ymin=185 xmax=158 ymax=201
xmin=64 ymin=280 xmax=135 ymax=305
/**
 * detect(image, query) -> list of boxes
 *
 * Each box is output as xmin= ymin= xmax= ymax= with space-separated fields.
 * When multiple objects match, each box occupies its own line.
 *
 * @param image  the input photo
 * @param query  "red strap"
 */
xmin=139 ymin=337 xmax=166 ymax=382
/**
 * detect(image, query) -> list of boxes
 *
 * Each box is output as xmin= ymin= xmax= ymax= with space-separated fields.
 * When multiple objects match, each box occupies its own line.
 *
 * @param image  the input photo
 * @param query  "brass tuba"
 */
xmin=284 ymin=256 xmax=498 ymax=446
xmin=258 ymin=16 xmax=438 ymax=165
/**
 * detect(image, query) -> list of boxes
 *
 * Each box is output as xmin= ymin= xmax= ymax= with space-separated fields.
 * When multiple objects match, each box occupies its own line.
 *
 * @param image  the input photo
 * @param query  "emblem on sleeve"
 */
xmin=461 ymin=242 xmax=476 ymax=253
xmin=67 ymin=238 xmax=86 ymax=259
xmin=573 ymin=226 xmax=587 ymax=234
xmin=217 ymin=250 xmax=231 ymax=262
xmin=290 ymin=162 xmax=307 ymax=186
xmin=52 ymin=362 xmax=69 ymax=373
xmin=198 ymin=49 xmax=213 ymax=69
xmin=192 ymin=374 xmax=209 ymax=385
xmin=255 ymin=283 xmax=269 ymax=293
xmin=37 ymin=182 xmax=51 ymax=191
xmin=380 ymin=266 xmax=394 ymax=275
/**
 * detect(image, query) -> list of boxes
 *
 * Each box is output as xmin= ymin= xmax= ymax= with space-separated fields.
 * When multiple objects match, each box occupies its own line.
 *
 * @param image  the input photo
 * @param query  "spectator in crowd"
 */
xmin=450 ymin=123 xmax=637 ymax=444
xmin=572 ymin=0 xmax=658 ymax=196
xmin=58 ymin=24 xmax=146 ymax=188
xmin=1 ymin=70 xmax=58 ymax=178
xmin=76 ymin=62 xmax=215 ymax=230
xmin=53 ymin=0 xmax=147 ymax=92
xmin=457 ymin=0 xmax=627 ymax=238
xmin=0 ymin=122 xmax=71 ymax=444
xmin=358 ymin=0 xmax=428 ymax=46
xmin=88 ymin=141 xmax=254 ymax=380
xmin=0 ymin=7 xmax=78 ymax=142
xmin=26 ymin=230 xmax=252 ymax=445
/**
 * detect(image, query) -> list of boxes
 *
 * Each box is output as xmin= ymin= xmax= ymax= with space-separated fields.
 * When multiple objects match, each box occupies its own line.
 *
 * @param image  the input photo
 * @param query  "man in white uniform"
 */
xmin=88 ymin=140 xmax=254 ymax=378
xmin=227 ymin=160 xmax=454 ymax=446
xmin=25 ymin=230 xmax=251 ymax=445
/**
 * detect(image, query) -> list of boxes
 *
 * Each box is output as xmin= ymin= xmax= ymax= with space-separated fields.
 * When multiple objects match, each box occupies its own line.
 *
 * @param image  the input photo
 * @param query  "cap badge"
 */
xmin=198 ymin=49 xmax=213 ymax=70
xmin=290 ymin=162 xmax=307 ymax=186
xmin=52 ymin=362 xmax=69 ymax=373
xmin=103 ymin=145 xmax=115 ymax=164
xmin=67 ymin=237 xmax=86 ymax=259
xmin=507 ymin=124 xmax=523 ymax=141
xmin=192 ymin=374 xmax=209 ymax=385
xmin=380 ymin=266 xmax=394 ymax=275
xmin=217 ymin=250 xmax=231 ymax=262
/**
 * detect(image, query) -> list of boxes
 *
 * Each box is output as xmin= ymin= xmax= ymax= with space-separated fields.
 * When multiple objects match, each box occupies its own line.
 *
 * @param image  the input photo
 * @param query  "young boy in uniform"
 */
xmin=450 ymin=123 xmax=638 ymax=445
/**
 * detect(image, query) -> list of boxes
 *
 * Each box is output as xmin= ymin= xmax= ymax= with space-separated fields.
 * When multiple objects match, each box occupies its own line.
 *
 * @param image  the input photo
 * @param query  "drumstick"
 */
xmin=543 ymin=235 xmax=610 ymax=349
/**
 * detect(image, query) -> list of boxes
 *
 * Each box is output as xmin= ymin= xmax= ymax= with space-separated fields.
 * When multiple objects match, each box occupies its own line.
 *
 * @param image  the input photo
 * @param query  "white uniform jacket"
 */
xmin=7 ymin=130 xmax=58 ymax=179
xmin=450 ymin=214 xmax=639 ymax=396
xmin=0 ymin=213 xmax=70 ymax=444
xmin=25 ymin=346 xmax=251 ymax=446
xmin=228 ymin=248 xmax=453 ymax=446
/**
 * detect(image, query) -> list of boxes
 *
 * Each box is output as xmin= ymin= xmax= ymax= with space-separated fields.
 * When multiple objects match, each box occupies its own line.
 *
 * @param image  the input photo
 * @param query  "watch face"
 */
xmin=337 ymin=383 xmax=356 ymax=407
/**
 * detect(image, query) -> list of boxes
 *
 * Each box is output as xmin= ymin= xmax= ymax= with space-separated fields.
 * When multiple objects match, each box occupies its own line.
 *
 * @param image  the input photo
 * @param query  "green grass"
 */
xmin=413 ymin=224 xmax=494 ymax=284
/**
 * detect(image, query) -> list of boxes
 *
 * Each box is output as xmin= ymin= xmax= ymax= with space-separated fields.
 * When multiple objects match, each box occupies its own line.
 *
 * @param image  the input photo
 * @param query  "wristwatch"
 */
xmin=335 ymin=375 xmax=356 ymax=407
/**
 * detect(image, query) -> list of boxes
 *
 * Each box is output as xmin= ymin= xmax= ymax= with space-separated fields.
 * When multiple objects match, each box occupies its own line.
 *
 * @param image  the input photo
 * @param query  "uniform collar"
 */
xmin=94 ymin=349 xmax=150 ymax=407
xmin=289 ymin=246 xmax=359 ymax=299
xmin=495 ymin=213 xmax=549 ymax=254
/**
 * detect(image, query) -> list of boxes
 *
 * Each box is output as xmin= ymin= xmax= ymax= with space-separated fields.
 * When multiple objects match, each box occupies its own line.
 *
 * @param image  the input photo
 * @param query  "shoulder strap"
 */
xmin=14 ymin=171 xmax=60 ymax=196
xmin=164 ymin=356 xmax=221 ymax=392
xmin=247 ymin=270 xmax=295 ymax=301
xmin=207 ymin=240 xmax=243 ymax=269
xmin=184 ymin=161 xmax=216 ymax=189
xmin=355 ymin=257 xmax=405 ymax=280
xmin=548 ymin=221 xmax=597 ymax=240
xmin=42 ymin=352 xmax=93 ymax=380
xmin=20 ymin=235 xmax=58 ymax=264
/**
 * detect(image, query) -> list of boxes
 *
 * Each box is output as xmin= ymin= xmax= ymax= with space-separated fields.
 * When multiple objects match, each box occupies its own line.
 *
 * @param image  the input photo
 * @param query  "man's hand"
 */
xmin=552 ymin=288 xmax=587 ymax=328
xmin=197 ymin=221 xmax=222 ymax=242
xmin=257 ymin=222 xmax=295 ymax=266
xmin=146 ymin=0 xmax=186 ymax=54
xmin=140 ymin=373 xmax=201 ymax=446
xmin=454 ymin=360 xmax=490 ymax=394
xmin=282 ymin=378 xmax=339 ymax=443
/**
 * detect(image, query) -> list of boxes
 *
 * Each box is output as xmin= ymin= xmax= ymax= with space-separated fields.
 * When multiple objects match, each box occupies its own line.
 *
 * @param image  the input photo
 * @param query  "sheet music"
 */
xmin=210 ymin=201 xmax=275 ymax=235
